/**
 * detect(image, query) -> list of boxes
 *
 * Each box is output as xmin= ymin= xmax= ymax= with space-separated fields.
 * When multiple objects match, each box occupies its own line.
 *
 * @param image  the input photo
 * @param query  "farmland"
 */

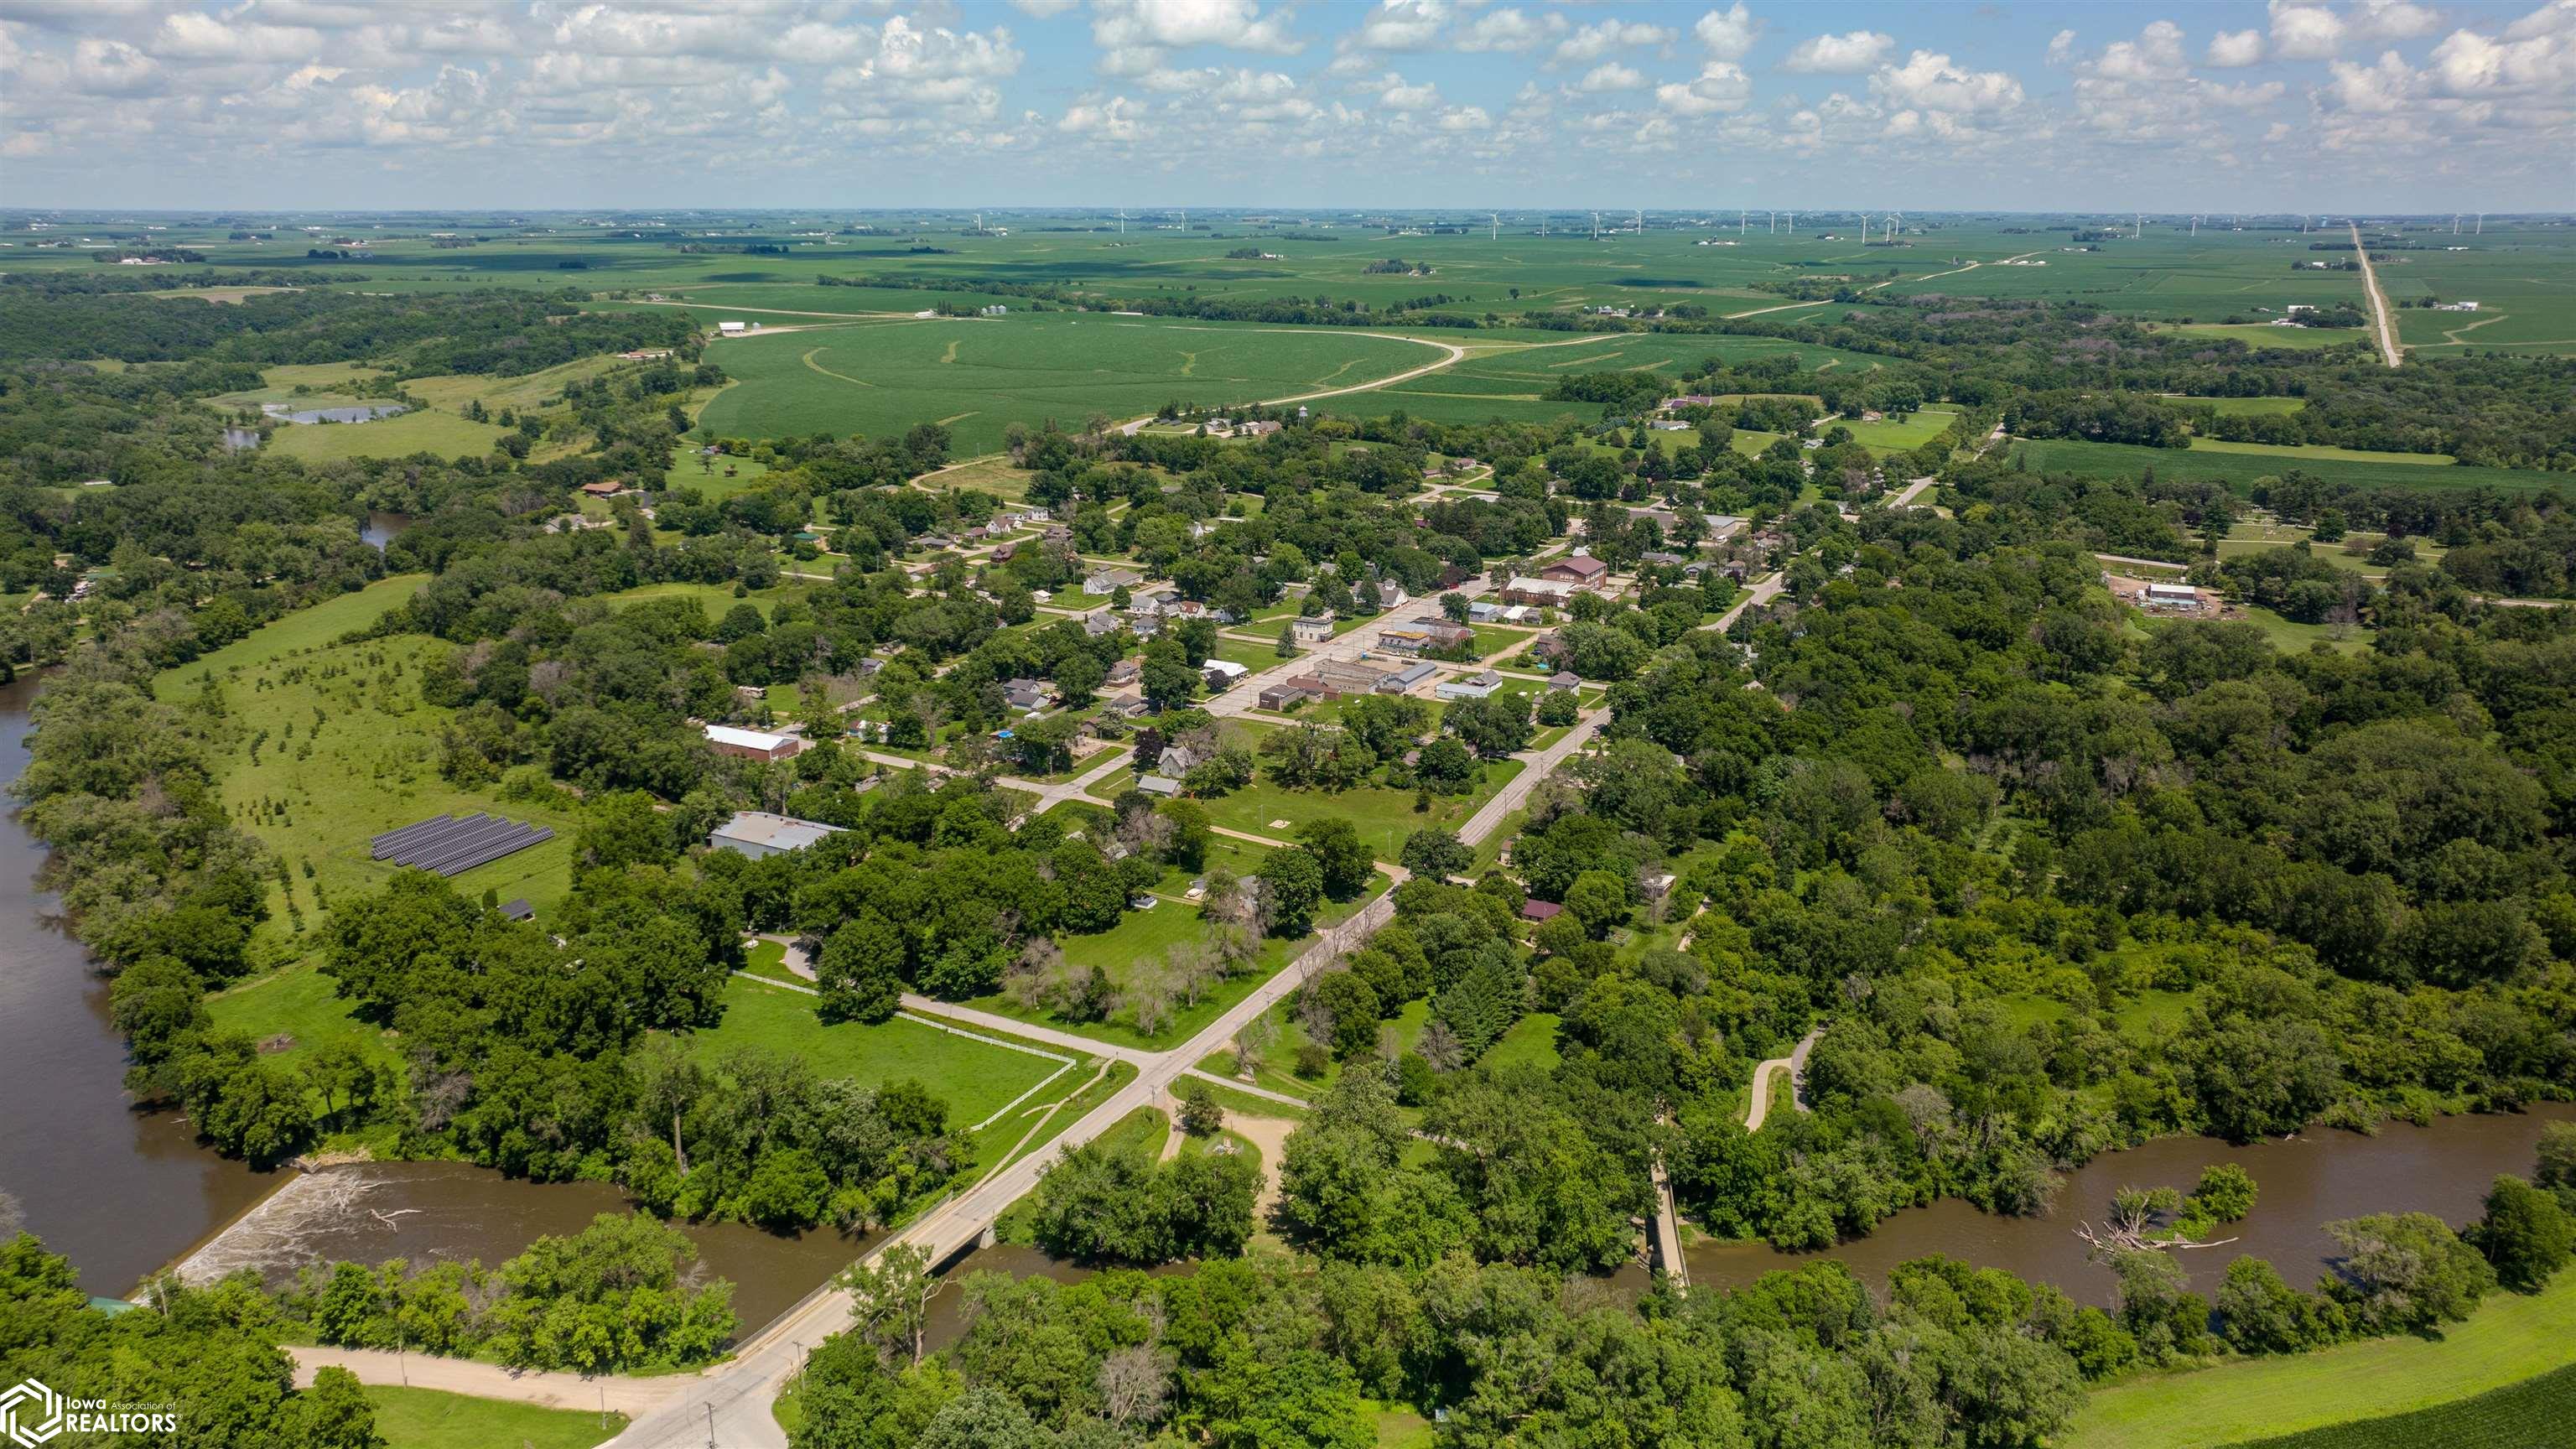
xmin=2007 ymin=437 xmax=2568 ymax=495
xmin=695 ymin=314 xmax=1446 ymax=453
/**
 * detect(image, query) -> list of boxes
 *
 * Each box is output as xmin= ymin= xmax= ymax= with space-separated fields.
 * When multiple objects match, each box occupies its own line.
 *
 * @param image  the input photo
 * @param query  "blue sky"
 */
xmin=0 ymin=1 xmax=2567 ymax=210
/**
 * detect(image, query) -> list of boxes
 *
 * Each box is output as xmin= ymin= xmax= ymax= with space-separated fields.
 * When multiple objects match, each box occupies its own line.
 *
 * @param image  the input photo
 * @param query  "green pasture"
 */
xmin=2189 ymin=438 xmax=2453 ymax=466
xmin=2192 ymin=396 xmax=2308 ymax=417
xmin=2223 ymin=1364 xmax=2576 ymax=1449
xmin=2067 ymin=1272 xmax=2576 ymax=1449
xmin=1836 ymin=407 xmax=1958 ymax=453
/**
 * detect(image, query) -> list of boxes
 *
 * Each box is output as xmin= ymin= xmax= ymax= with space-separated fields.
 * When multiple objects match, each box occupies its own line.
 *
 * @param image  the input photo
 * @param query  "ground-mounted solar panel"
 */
xmin=371 ymin=813 xmax=552 ymax=876
xmin=372 ymin=813 xmax=486 ymax=859
xmin=408 ymin=818 xmax=534 ymax=874
xmin=425 ymin=825 xmax=553 ymax=877
xmin=396 ymin=816 xmax=525 ymax=871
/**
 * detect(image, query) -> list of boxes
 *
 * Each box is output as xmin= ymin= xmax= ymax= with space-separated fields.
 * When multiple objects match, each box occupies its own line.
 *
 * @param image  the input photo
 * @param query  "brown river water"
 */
xmin=3 ymin=668 xmax=2568 ymax=1337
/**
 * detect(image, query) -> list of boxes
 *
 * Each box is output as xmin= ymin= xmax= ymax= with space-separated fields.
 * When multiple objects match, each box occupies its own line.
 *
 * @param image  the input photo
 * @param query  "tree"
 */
xmin=2182 ymin=1162 xmax=2257 ymax=1233
xmin=1439 ymin=591 xmax=1471 ymax=623
xmin=1140 ymin=641 xmax=1198 ymax=712
xmin=1259 ymin=849 xmax=1327 ymax=937
xmin=1200 ymin=1348 xmax=1374 ymax=1449
xmin=1399 ymin=828 xmax=1471 ymax=880
xmin=1446 ymin=691 xmax=1532 ymax=757
xmin=2321 ymin=1212 xmax=2495 ymax=1332
xmin=577 ymin=790 xmax=673 ymax=870
xmin=2215 ymin=1256 xmax=2341 ymax=1354
xmin=1275 ymin=621 xmax=1297 ymax=657
xmin=1308 ymin=970 xmax=1384 ymax=1059
xmin=816 ymin=917 xmax=905 ymax=1025
xmin=298 ymin=1366 xmax=384 ymax=1449
xmin=917 ymin=1388 xmax=1047 ymax=1449
xmin=1176 ymin=1081 xmax=1224 ymax=1136
xmin=1297 ymin=818 xmax=1375 ymax=900
xmin=1561 ymin=870 xmax=1630 ymax=937
xmin=2468 ymin=1175 xmax=2574 ymax=1291
xmin=840 ymin=1241 xmax=937 ymax=1365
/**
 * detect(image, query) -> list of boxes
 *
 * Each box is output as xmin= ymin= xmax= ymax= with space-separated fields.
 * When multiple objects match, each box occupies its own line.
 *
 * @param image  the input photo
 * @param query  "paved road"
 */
xmin=2349 ymin=222 xmax=2403 ymax=369
xmin=1743 ymin=1026 xmax=1825 ymax=1132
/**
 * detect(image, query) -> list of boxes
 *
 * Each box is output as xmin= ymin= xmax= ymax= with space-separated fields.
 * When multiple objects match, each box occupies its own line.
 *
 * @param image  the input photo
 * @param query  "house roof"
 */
xmin=1520 ymin=900 xmax=1563 ymax=921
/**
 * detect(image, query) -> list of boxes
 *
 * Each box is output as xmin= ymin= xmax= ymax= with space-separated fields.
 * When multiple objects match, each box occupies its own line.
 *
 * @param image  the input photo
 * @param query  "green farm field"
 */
xmin=696 ymin=314 xmax=1446 ymax=453
xmin=2009 ymin=438 xmax=2569 ymax=495
xmin=2220 ymin=1363 xmax=2576 ymax=1449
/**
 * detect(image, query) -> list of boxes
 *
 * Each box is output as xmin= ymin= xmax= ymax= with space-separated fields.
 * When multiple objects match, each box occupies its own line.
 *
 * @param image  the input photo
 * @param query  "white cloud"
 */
xmin=70 ymin=36 xmax=158 ymax=94
xmin=1057 ymin=93 xmax=1144 ymax=138
xmin=2205 ymin=79 xmax=2287 ymax=106
xmin=1784 ymin=30 xmax=1894 ymax=74
xmin=2092 ymin=19 xmax=2190 ymax=82
xmin=1433 ymin=104 xmax=1489 ymax=132
xmin=1692 ymin=3 xmax=1759 ymax=61
xmin=2206 ymin=28 xmax=2265 ymax=66
xmin=1871 ymin=49 xmax=2024 ymax=113
xmin=1010 ymin=0 xmax=1080 ymax=16
xmin=1553 ymin=19 xmax=1671 ymax=65
xmin=2325 ymin=49 xmax=2418 ymax=110
xmin=2426 ymin=19 xmax=2573 ymax=94
xmin=1654 ymin=60 xmax=1749 ymax=114
xmin=1455 ymin=8 xmax=1561 ymax=54
xmin=2350 ymin=0 xmax=2444 ymax=42
xmin=1376 ymin=70 xmax=1438 ymax=109
xmin=1576 ymin=61 xmax=1644 ymax=91
xmin=1093 ymin=0 xmax=1300 ymax=57
xmin=2046 ymin=29 xmax=2077 ymax=65
xmin=2268 ymin=1 xmax=2345 ymax=60
xmin=1342 ymin=0 xmax=1447 ymax=53
xmin=152 ymin=12 xmax=325 ymax=64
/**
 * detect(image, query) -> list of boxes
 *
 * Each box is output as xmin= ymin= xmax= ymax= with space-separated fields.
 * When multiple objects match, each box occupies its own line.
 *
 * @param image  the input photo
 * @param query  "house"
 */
xmin=1371 ymin=579 xmax=1410 ymax=610
xmin=1540 ymin=553 xmax=1609 ymax=588
xmin=579 ymin=479 xmax=626 ymax=498
xmin=704 ymin=724 xmax=800 ymax=761
xmin=1002 ymin=678 xmax=1052 ymax=711
xmin=1705 ymin=515 xmax=1748 ymax=543
xmin=1520 ymin=899 xmax=1563 ymax=922
xmin=1043 ymin=523 xmax=1073 ymax=543
xmin=1640 ymin=551 xmax=1689 ymax=569
xmin=1259 ymin=681 xmax=1316 ymax=710
xmin=1644 ymin=873 xmax=1676 ymax=901
xmin=709 ymin=810 xmax=845 ymax=859
xmin=1136 ymin=775 xmax=1182 ymax=797
xmin=2435 ymin=300 xmax=2482 ymax=312
xmin=2142 ymin=582 xmax=2209 ymax=613
xmin=1467 ymin=600 xmax=1501 ymax=623
xmin=1240 ymin=419 xmax=1282 ymax=437
xmin=1202 ymin=659 xmax=1250 ymax=690
xmin=1648 ymin=419 xmax=1689 ymax=431
xmin=1082 ymin=610 xmax=1124 ymax=638
xmin=1548 ymin=670 xmax=1581 ymax=691
xmin=1291 ymin=613 xmax=1337 ymax=644
xmin=1379 ymin=662 xmax=1438 ymax=693
xmin=1157 ymin=744 xmax=1202 ymax=776
xmin=1106 ymin=657 xmax=1141 ymax=686
xmin=1086 ymin=567 xmax=1146 ymax=594
xmin=1130 ymin=614 xmax=1164 ymax=639
xmin=1500 ymin=576 xmax=1573 ymax=608
xmin=1436 ymin=669 xmax=1503 ymax=701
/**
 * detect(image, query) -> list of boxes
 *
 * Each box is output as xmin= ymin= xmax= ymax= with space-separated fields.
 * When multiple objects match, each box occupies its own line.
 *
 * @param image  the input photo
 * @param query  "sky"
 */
xmin=0 ymin=0 xmax=2568 ymax=212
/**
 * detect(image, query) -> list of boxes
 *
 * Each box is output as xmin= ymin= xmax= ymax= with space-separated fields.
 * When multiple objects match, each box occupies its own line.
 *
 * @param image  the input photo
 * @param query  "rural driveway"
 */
xmin=1743 ymin=1026 xmax=1826 ymax=1132
xmin=2349 ymin=222 xmax=2403 ymax=368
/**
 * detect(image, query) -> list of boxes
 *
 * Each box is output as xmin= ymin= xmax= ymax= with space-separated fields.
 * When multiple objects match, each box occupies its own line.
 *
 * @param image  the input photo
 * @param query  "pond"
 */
xmin=262 ymin=402 xmax=408 ymax=425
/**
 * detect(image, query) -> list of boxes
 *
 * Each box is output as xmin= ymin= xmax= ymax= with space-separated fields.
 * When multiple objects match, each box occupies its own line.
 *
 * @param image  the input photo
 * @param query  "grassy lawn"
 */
xmin=687 ymin=977 xmax=1064 ymax=1126
xmin=208 ymin=961 xmax=386 ymax=1067
xmin=1192 ymin=761 xmax=1524 ymax=865
xmin=2193 ymin=397 xmax=2309 ymax=417
xmin=2221 ymin=1363 xmax=2576 ymax=1448
xmin=969 ymin=1060 xmax=1140 ymax=1178
xmin=2066 ymin=1273 xmax=2576 ymax=1449
xmin=600 ymin=579 xmax=814 ymax=620
xmin=364 ymin=1385 xmax=621 ymax=1449
xmin=1836 ymin=407 xmax=1958 ymax=453
xmin=663 ymin=447 xmax=775 ymax=497
xmin=2009 ymin=437 xmax=2567 ymax=496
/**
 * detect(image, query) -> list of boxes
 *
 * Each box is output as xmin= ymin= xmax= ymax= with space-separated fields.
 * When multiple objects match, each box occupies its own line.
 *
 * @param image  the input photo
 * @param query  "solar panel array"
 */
xmin=371 ymin=813 xmax=553 ymax=877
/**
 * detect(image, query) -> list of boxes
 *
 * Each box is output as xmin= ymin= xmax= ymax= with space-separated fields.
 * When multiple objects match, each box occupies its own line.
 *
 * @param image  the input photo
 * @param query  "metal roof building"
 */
xmin=709 ymin=811 xmax=848 ymax=860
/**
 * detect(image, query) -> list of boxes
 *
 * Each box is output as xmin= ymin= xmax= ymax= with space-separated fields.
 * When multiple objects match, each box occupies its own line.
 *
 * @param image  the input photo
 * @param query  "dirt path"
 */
xmin=1225 ymin=1111 xmax=1299 ymax=1220
xmin=288 ymin=1347 xmax=686 ymax=1415
xmin=2350 ymin=223 xmax=2403 ymax=368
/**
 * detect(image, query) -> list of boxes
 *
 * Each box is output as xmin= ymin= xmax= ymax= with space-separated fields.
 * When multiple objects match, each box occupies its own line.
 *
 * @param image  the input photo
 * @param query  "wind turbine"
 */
xmin=1490 ymin=212 xmax=1498 ymax=241
xmin=2189 ymin=215 xmax=2198 ymax=236
xmin=1116 ymin=208 xmax=1126 ymax=236
xmin=1739 ymin=210 xmax=1748 ymax=233
xmin=1889 ymin=212 xmax=1902 ymax=237
xmin=2475 ymin=211 xmax=2483 ymax=235
xmin=1768 ymin=210 xmax=1776 ymax=235
xmin=1859 ymin=214 xmax=1870 ymax=244
xmin=1786 ymin=210 xmax=1796 ymax=235
xmin=1633 ymin=207 xmax=1644 ymax=235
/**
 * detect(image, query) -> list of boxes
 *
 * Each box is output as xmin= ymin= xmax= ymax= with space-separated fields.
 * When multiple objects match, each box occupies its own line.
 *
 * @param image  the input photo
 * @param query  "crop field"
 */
xmin=696 ymin=314 xmax=1445 ymax=453
xmin=1357 ymin=330 xmax=1878 ymax=428
xmin=2188 ymin=439 xmax=2454 ymax=465
xmin=2009 ymin=438 xmax=2568 ymax=496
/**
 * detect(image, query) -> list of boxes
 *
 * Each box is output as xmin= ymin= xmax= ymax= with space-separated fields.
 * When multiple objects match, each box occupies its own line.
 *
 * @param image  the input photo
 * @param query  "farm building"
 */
xmin=704 ymin=724 xmax=800 ymax=761
xmin=709 ymin=811 xmax=847 ymax=860
xmin=717 ymin=320 xmax=750 ymax=335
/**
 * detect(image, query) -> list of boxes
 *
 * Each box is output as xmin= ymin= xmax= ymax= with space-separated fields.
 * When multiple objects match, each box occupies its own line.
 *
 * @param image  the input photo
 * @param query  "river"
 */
xmin=0 ymin=671 xmax=861 ymax=1332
